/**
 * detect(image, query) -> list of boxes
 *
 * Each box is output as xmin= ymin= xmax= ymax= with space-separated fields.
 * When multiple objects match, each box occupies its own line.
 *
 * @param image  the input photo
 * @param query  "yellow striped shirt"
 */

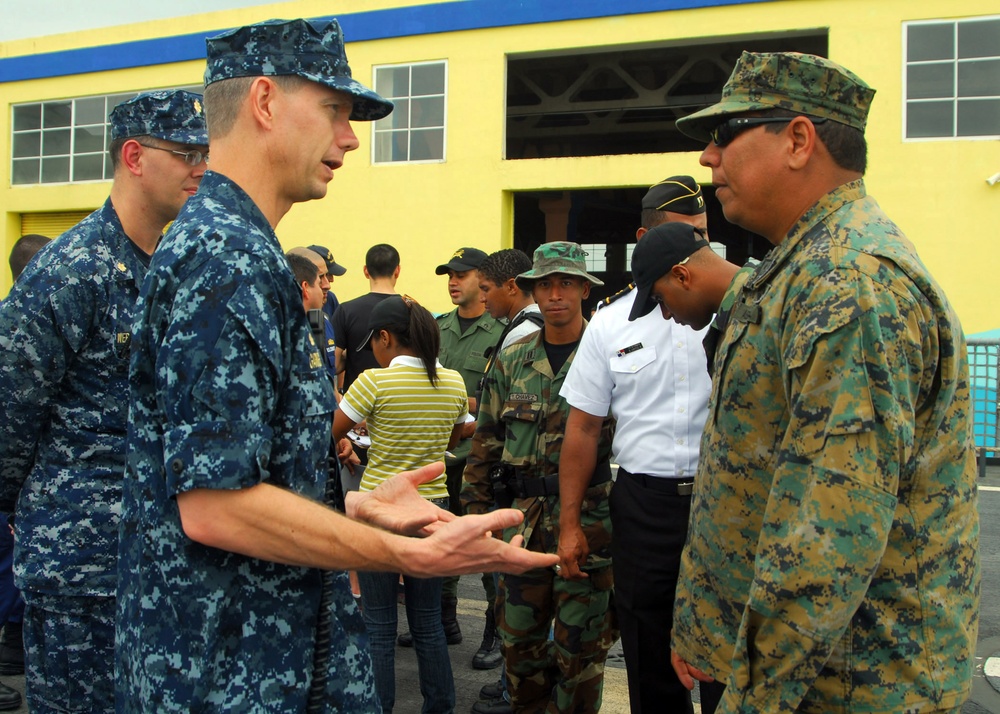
xmin=340 ymin=356 xmax=468 ymax=498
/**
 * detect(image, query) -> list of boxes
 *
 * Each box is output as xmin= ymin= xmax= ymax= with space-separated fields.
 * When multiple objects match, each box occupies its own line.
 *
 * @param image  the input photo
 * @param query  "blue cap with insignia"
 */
xmin=109 ymin=90 xmax=208 ymax=146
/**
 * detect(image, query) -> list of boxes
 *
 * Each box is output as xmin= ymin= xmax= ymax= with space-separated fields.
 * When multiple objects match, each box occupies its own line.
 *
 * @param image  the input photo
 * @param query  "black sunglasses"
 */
xmin=709 ymin=116 xmax=828 ymax=147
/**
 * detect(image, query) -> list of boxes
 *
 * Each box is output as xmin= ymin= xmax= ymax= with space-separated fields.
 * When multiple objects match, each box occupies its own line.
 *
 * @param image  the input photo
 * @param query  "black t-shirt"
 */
xmin=543 ymin=339 xmax=579 ymax=376
xmin=330 ymin=292 xmax=394 ymax=390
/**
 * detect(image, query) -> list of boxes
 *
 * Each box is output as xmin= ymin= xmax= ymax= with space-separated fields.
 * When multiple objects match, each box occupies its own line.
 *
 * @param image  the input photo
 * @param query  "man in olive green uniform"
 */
xmin=432 ymin=247 xmax=501 ymax=657
xmin=463 ymin=242 xmax=617 ymax=714
xmin=668 ymin=52 xmax=979 ymax=714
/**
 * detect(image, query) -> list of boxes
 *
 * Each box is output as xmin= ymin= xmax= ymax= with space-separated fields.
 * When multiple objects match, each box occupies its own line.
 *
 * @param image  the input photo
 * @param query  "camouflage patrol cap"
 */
xmin=516 ymin=242 xmax=604 ymax=289
xmin=676 ymin=51 xmax=876 ymax=142
xmin=109 ymin=90 xmax=208 ymax=145
xmin=204 ymin=18 xmax=393 ymax=121
xmin=642 ymin=175 xmax=706 ymax=215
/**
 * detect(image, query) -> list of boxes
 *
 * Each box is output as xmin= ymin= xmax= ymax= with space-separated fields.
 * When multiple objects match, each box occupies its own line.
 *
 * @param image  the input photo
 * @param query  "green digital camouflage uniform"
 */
xmin=462 ymin=243 xmax=617 ymax=714
xmin=669 ymin=50 xmax=979 ymax=714
xmin=672 ymin=181 xmax=979 ymax=714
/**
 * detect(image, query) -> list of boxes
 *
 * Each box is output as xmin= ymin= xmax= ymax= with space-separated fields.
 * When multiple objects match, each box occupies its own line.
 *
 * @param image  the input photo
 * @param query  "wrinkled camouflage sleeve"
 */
xmin=716 ymin=273 xmax=919 ymax=713
xmin=150 ymin=254 xmax=284 ymax=496
xmin=0 ymin=278 xmax=98 ymax=510
xmin=460 ymin=342 xmax=510 ymax=516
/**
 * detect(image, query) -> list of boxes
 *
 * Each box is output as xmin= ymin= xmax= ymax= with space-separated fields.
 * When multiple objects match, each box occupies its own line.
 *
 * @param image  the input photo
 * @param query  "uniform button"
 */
xmin=171 ymin=458 xmax=184 ymax=474
xmin=679 ymin=375 xmax=686 ymax=382
xmin=676 ymin=341 xmax=685 ymax=349
xmin=678 ymin=407 xmax=685 ymax=414
xmin=259 ymin=453 xmax=269 ymax=468
xmin=677 ymin=438 xmax=685 ymax=446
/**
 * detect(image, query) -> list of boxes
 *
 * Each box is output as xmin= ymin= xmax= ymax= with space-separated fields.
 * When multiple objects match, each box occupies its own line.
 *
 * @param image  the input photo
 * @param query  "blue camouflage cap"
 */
xmin=204 ymin=18 xmax=393 ymax=122
xmin=676 ymin=51 xmax=876 ymax=143
xmin=109 ymin=90 xmax=208 ymax=146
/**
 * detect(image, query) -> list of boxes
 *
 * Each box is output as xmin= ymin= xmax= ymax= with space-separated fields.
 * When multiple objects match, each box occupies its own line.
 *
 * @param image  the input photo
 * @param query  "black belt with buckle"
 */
xmin=618 ymin=467 xmax=694 ymax=496
xmin=510 ymin=461 xmax=612 ymax=499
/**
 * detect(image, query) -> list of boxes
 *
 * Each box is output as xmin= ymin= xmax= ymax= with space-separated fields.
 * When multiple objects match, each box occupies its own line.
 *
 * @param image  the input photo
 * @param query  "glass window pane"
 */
xmin=906 ymin=100 xmax=954 ymax=138
xmin=74 ymin=97 xmax=106 ymax=125
xmin=13 ymin=104 xmax=41 ymax=131
xmin=42 ymin=101 xmax=72 ymax=128
xmin=42 ymin=128 xmax=71 ymax=155
xmin=72 ymin=154 xmax=106 ymax=181
xmin=74 ymin=125 xmax=105 ymax=154
xmin=411 ymin=96 xmax=444 ymax=128
xmin=958 ymin=59 xmax=1000 ymax=98
xmin=376 ymin=66 xmax=410 ymax=99
xmin=907 ymin=63 xmax=954 ymax=99
xmin=11 ymin=158 xmax=40 ymax=185
xmin=374 ymin=130 xmax=409 ymax=163
xmin=957 ymin=98 xmax=1000 ymax=136
xmin=580 ymin=244 xmax=607 ymax=272
xmin=41 ymin=156 xmax=70 ymax=183
xmin=907 ymin=23 xmax=954 ymax=62
xmin=385 ymin=99 xmax=410 ymax=130
xmin=409 ymin=128 xmax=443 ymax=161
xmin=411 ymin=63 xmax=445 ymax=96
xmin=958 ymin=18 xmax=1000 ymax=59
xmin=12 ymin=132 xmax=41 ymax=159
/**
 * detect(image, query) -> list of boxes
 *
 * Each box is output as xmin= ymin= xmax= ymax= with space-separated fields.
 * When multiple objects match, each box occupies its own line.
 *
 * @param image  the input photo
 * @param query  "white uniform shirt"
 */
xmin=501 ymin=304 xmax=542 ymax=351
xmin=560 ymin=290 xmax=710 ymax=479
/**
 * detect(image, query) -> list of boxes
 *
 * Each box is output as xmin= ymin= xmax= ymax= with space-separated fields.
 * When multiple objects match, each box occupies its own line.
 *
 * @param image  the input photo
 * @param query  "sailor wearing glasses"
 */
xmin=0 ymin=89 xmax=208 ymax=713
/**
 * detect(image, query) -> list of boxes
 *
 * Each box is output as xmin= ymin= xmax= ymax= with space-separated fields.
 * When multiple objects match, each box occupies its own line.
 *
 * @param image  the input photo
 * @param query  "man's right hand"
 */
xmin=556 ymin=522 xmax=590 ymax=580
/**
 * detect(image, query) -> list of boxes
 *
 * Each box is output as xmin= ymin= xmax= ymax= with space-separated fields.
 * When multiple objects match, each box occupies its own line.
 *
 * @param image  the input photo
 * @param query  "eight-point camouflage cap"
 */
xmin=204 ymin=18 xmax=394 ymax=121
xmin=676 ymin=51 xmax=876 ymax=143
xmin=109 ymin=90 xmax=208 ymax=145
xmin=516 ymin=242 xmax=605 ymax=289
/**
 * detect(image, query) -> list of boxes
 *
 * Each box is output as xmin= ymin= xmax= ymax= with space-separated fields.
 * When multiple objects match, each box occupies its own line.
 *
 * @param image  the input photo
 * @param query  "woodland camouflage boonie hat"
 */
xmin=516 ymin=242 xmax=604 ymax=289
xmin=676 ymin=51 xmax=876 ymax=142
xmin=109 ymin=90 xmax=208 ymax=145
xmin=204 ymin=18 xmax=393 ymax=121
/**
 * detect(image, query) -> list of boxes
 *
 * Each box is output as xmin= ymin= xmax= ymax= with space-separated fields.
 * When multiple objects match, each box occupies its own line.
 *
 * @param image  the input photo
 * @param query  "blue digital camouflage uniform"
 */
xmin=0 ymin=88 xmax=207 ymax=713
xmin=672 ymin=181 xmax=980 ymax=713
xmin=116 ymin=171 xmax=378 ymax=713
xmin=0 ymin=200 xmax=141 ymax=711
xmin=463 ymin=322 xmax=617 ymax=714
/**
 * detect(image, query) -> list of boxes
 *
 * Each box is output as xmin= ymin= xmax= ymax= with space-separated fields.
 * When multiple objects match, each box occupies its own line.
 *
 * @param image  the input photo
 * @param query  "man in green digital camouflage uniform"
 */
xmin=463 ymin=242 xmax=617 ymax=714
xmin=668 ymin=51 xmax=979 ymax=714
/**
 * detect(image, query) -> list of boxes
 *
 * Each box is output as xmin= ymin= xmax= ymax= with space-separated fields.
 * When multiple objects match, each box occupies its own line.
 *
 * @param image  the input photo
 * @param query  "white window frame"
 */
xmin=371 ymin=60 xmax=447 ymax=165
xmin=902 ymin=15 xmax=1000 ymax=142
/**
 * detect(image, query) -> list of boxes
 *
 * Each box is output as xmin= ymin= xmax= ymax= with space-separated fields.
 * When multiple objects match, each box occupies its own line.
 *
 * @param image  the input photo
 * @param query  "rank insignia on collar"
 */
xmin=732 ymin=302 xmax=761 ymax=324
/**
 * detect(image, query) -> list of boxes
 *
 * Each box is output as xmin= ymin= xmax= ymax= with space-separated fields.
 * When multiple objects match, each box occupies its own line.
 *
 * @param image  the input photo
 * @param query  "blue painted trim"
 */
xmin=1 ymin=0 xmax=770 ymax=83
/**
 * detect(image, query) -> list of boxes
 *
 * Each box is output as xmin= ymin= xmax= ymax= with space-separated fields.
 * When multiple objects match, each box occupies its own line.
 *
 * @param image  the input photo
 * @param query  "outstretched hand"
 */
xmin=346 ymin=462 xmax=455 ymax=536
xmin=402 ymin=508 xmax=558 ymax=577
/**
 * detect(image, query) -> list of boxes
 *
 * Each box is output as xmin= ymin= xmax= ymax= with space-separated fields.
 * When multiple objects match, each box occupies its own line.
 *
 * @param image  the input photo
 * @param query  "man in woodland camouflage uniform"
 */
xmin=669 ymin=51 xmax=979 ymax=713
xmin=0 ymin=90 xmax=208 ymax=713
xmin=463 ymin=242 xmax=617 ymax=714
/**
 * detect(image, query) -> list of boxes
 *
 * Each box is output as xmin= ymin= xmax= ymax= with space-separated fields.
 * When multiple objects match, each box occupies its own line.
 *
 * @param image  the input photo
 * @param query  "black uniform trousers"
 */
xmin=610 ymin=469 xmax=725 ymax=714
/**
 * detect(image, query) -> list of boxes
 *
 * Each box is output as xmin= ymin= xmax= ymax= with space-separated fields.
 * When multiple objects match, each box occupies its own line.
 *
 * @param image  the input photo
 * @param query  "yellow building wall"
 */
xmin=1 ymin=0 xmax=998 ymax=331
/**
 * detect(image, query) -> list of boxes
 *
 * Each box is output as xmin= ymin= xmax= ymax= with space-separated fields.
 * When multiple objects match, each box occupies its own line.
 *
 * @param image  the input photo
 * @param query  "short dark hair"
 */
xmin=9 ymin=233 xmax=51 ymax=281
xmin=365 ymin=243 xmax=400 ymax=279
xmin=478 ymin=249 xmax=533 ymax=295
xmin=762 ymin=108 xmax=867 ymax=174
xmin=286 ymin=251 xmax=319 ymax=286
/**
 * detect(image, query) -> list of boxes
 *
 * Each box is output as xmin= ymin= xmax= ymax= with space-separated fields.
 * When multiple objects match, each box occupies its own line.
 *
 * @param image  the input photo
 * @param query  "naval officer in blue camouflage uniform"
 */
xmin=116 ymin=18 xmax=557 ymax=713
xmin=0 ymin=90 xmax=207 ymax=713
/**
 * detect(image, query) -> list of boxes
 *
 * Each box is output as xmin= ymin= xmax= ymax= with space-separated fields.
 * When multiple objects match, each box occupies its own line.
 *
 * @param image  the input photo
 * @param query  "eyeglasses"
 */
xmin=709 ymin=116 xmax=828 ymax=147
xmin=138 ymin=144 xmax=209 ymax=166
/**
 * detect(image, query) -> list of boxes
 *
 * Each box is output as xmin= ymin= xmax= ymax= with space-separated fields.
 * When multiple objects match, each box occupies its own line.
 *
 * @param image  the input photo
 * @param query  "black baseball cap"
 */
xmin=435 ymin=247 xmax=488 ymax=275
xmin=357 ymin=295 xmax=411 ymax=351
xmin=628 ymin=223 xmax=710 ymax=321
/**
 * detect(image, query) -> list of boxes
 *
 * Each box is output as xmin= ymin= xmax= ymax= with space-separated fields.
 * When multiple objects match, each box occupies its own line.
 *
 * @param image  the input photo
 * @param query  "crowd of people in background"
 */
xmin=0 ymin=15 xmax=980 ymax=714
